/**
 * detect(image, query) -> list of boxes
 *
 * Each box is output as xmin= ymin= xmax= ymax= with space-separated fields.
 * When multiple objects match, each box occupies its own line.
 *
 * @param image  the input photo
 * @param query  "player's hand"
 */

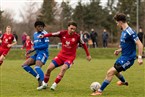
xmin=138 ymin=58 xmax=143 ymax=65
xmin=114 ymin=49 xmax=121 ymax=56
xmin=38 ymin=35 xmax=44 ymax=38
xmin=86 ymin=55 xmax=91 ymax=61
xmin=7 ymin=44 xmax=12 ymax=48
xmin=26 ymin=49 xmax=35 ymax=55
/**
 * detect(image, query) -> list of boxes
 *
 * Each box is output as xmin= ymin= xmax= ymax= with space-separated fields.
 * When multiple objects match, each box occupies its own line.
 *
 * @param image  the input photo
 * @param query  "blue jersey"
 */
xmin=31 ymin=30 xmax=49 ymax=64
xmin=120 ymin=27 xmax=139 ymax=60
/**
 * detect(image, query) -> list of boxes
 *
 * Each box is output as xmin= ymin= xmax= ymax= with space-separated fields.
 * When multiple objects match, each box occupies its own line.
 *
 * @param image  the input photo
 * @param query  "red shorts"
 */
xmin=52 ymin=54 xmax=75 ymax=68
xmin=0 ymin=47 xmax=10 ymax=56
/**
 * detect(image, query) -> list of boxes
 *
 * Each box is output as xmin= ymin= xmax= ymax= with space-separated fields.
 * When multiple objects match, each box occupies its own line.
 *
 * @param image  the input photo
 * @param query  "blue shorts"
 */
xmin=31 ymin=52 xmax=48 ymax=64
xmin=115 ymin=56 xmax=135 ymax=71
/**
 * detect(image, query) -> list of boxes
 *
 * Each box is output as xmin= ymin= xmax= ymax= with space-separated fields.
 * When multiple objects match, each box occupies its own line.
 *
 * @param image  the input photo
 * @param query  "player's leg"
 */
xmin=44 ymin=61 xmax=56 ymax=83
xmin=91 ymin=67 xmax=117 ymax=96
xmin=114 ymin=63 xmax=126 ymax=84
xmin=35 ymin=60 xmax=45 ymax=89
xmin=51 ymin=63 xmax=70 ymax=90
xmin=35 ymin=53 xmax=48 ymax=90
xmin=22 ymin=58 xmax=37 ymax=78
xmin=0 ymin=49 xmax=9 ymax=66
xmin=44 ymin=56 xmax=64 ymax=84
xmin=115 ymin=59 xmax=135 ymax=86
xmin=115 ymin=72 xmax=128 ymax=86
xmin=0 ymin=55 xmax=5 ymax=66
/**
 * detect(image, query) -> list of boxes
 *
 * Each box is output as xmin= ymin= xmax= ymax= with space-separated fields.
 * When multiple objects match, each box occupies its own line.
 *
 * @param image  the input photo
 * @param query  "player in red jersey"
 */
xmin=21 ymin=35 xmax=33 ymax=59
xmin=0 ymin=26 xmax=17 ymax=66
xmin=38 ymin=21 xmax=91 ymax=90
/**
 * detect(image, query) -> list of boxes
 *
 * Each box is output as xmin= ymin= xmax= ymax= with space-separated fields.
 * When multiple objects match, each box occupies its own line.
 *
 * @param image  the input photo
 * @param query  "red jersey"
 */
xmin=0 ymin=33 xmax=15 ymax=49
xmin=22 ymin=39 xmax=33 ymax=51
xmin=58 ymin=30 xmax=80 ymax=57
xmin=44 ymin=30 xmax=90 ymax=66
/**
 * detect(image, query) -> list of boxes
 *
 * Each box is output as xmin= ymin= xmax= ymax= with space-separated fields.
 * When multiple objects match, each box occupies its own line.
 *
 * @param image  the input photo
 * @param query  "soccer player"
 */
xmin=21 ymin=35 xmax=33 ymax=59
xmin=39 ymin=21 xmax=91 ymax=90
xmin=0 ymin=26 xmax=17 ymax=66
xmin=21 ymin=21 xmax=49 ymax=90
xmin=91 ymin=13 xmax=143 ymax=96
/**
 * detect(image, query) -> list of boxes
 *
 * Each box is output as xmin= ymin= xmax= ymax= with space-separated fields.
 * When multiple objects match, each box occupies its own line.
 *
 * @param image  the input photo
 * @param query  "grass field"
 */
xmin=0 ymin=58 xmax=144 ymax=97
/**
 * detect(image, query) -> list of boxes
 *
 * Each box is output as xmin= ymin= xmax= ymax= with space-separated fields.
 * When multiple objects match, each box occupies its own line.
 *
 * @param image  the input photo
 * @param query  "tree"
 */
xmin=72 ymin=1 xmax=85 ymax=30
xmin=116 ymin=0 xmax=137 ymax=26
xmin=38 ymin=0 xmax=56 ymax=25
xmin=84 ymin=0 xmax=104 ymax=30
xmin=60 ymin=1 xmax=72 ymax=29
xmin=102 ymin=0 xmax=118 ymax=43
xmin=0 ymin=10 xmax=13 ymax=31
xmin=72 ymin=0 xmax=104 ymax=31
xmin=0 ymin=10 xmax=4 ymax=30
xmin=19 ymin=2 xmax=40 ymax=37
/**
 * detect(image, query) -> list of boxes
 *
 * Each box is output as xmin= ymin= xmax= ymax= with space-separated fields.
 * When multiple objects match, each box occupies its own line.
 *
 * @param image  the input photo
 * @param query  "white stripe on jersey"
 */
xmin=41 ymin=53 xmax=46 ymax=63
xmin=134 ymin=37 xmax=139 ymax=42
xmin=45 ymin=40 xmax=49 ymax=42
xmin=126 ymin=27 xmax=134 ymax=35
xmin=42 ymin=30 xmax=48 ymax=34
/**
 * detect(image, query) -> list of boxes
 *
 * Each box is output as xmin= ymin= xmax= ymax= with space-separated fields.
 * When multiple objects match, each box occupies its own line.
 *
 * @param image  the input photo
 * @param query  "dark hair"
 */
xmin=113 ymin=13 xmax=127 ymax=23
xmin=68 ymin=21 xmax=77 ymax=27
xmin=34 ymin=21 xmax=45 ymax=27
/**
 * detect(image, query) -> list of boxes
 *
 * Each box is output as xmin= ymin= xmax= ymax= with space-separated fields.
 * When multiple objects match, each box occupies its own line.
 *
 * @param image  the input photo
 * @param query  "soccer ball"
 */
xmin=90 ymin=82 xmax=101 ymax=92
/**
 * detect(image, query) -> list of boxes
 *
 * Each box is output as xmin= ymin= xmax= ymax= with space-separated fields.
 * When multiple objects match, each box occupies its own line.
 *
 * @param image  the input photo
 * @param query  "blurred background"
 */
xmin=0 ymin=0 xmax=145 ymax=47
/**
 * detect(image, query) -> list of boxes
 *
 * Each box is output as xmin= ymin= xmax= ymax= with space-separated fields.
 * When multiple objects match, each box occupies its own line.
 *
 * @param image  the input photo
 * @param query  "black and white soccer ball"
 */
xmin=90 ymin=82 xmax=101 ymax=92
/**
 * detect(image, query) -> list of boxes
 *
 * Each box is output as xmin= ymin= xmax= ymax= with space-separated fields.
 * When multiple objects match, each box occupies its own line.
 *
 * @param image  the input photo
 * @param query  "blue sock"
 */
xmin=22 ymin=65 xmax=37 ymax=77
xmin=35 ymin=66 xmax=44 ymax=81
xmin=117 ymin=75 xmax=125 ymax=82
xmin=100 ymin=80 xmax=110 ymax=91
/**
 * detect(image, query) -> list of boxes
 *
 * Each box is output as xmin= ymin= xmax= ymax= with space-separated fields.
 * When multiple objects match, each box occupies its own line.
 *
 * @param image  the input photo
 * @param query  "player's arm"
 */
xmin=135 ymin=39 xmax=143 ymax=65
xmin=80 ymin=36 xmax=91 ymax=61
xmin=82 ymin=43 xmax=91 ymax=61
xmin=131 ymin=31 xmax=143 ymax=65
xmin=7 ymin=38 xmax=17 ymax=48
xmin=114 ymin=46 xmax=122 ymax=56
xmin=21 ymin=42 xmax=26 ymax=49
xmin=39 ymin=31 xmax=60 ymax=38
xmin=0 ymin=34 xmax=3 ymax=44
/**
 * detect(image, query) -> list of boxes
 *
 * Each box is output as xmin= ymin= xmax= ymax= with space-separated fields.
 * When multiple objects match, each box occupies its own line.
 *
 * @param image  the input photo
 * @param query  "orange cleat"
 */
xmin=117 ymin=81 xmax=128 ymax=86
xmin=90 ymin=91 xmax=102 ymax=96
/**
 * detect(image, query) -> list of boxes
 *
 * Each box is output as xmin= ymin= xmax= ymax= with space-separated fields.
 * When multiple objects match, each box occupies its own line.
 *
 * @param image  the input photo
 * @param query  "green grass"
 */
xmin=6 ymin=48 xmax=145 ymax=60
xmin=0 ymin=59 xmax=144 ymax=97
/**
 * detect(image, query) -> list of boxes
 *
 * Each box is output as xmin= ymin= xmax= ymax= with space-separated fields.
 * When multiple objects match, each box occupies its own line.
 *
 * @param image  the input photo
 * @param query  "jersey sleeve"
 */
xmin=44 ymin=31 xmax=61 ymax=37
xmin=126 ymin=28 xmax=139 ymax=42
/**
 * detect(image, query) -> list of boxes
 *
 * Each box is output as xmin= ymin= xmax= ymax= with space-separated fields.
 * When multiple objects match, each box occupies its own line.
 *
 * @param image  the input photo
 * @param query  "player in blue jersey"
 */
xmin=22 ymin=21 xmax=49 ymax=90
xmin=91 ymin=13 xmax=143 ymax=96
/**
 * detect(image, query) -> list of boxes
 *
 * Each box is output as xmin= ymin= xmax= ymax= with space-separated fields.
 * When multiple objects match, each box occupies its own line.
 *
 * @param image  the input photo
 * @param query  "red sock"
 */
xmin=55 ymin=75 xmax=63 ymax=84
xmin=44 ymin=74 xmax=50 ymax=83
xmin=0 ymin=61 xmax=3 ymax=66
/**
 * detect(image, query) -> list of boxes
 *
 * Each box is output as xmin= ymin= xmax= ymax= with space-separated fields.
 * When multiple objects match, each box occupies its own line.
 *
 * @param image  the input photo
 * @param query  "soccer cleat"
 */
xmin=90 ymin=91 xmax=102 ymax=96
xmin=42 ymin=81 xmax=48 ymax=89
xmin=117 ymin=81 xmax=128 ymax=86
xmin=50 ymin=83 xmax=57 ymax=91
xmin=37 ymin=81 xmax=48 ymax=90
